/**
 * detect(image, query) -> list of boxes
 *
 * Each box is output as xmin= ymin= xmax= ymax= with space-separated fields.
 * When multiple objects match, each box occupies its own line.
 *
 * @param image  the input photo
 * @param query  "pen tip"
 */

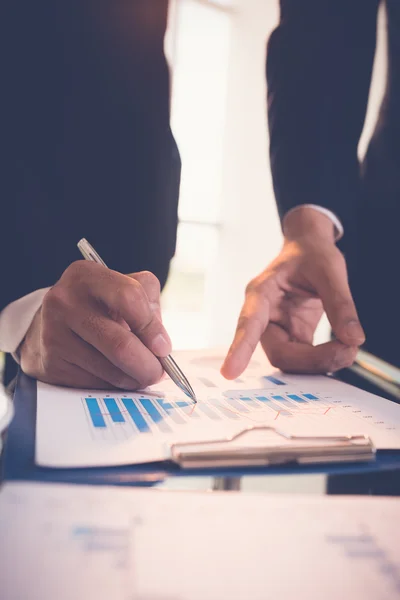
xmin=185 ymin=389 xmax=197 ymax=403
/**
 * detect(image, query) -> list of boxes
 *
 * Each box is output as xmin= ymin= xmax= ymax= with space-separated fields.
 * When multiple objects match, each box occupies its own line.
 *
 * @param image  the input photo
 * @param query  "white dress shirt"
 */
xmin=0 ymin=206 xmax=342 ymax=355
xmin=0 ymin=288 xmax=50 ymax=355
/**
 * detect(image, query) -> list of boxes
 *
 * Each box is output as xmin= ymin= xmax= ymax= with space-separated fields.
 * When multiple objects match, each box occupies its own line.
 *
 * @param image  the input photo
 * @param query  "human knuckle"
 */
xmin=237 ymin=314 xmax=251 ymax=331
xmin=119 ymin=281 xmax=146 ymax=308
xmin=245 ymin=277 xmax=260 ymax=295
xmin=43 ymin=285 xmax=70 ymax=313
xmin=140 ymin=271 xmax=161 ymax=291
xmin=332 ymin=294 xmax=354 ymax=314
xmin=111 ymin=335 xmax=135 ymax=363
xmin=64 ymin=260 xmax=91 ymax=282
xmin=248 ymin=273 xmax=274 ymax=298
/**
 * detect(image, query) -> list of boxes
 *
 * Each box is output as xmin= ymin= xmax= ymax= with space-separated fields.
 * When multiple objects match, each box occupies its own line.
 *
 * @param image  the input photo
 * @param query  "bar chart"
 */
xmin=82 ymin=389 xmax=338 ymax=441
xmin=82 ymin=395 xmax=199 ymax=440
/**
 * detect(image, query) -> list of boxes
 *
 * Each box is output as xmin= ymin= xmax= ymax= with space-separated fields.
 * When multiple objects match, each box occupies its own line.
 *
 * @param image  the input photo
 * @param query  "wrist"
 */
xmin=283 ymin=206 xmax=336 ymax=244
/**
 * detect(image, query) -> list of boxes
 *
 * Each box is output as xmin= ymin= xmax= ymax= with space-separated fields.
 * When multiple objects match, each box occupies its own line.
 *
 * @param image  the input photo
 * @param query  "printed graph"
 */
xmin=83 ymin=395 xmax=199 ymax=440
xmin=83 ymin=390 xmax=337 ymax=441
xmin=82 ymin=386 xmax=398 ymax=442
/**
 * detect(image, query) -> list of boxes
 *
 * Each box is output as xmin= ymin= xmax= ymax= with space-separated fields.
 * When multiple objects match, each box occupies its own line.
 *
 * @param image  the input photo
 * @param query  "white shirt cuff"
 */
xmin=0 ymin=288 xmax=50 ymax=354
xmin=283 ymin=204 xmax=344 ymax=241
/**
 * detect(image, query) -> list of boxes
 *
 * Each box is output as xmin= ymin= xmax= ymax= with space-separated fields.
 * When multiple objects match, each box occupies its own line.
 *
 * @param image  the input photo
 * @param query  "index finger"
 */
xmin=221 ymin=291 xmax=271 ymax=380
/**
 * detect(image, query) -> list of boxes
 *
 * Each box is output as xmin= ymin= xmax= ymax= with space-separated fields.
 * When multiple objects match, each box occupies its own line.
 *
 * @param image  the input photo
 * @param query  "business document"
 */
xmin=1 ymin=482 xmax=400 ymax=600
xmin=36 ymin=348 xmax=400 ymax=467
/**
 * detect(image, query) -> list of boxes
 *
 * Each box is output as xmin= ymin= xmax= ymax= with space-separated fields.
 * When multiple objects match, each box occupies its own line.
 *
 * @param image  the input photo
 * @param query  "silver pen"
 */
xmin=77 ymin=238 xmax=197 ymax=403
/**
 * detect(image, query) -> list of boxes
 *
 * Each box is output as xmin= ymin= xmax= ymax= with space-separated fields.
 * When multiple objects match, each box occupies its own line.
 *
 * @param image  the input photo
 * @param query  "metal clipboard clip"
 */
xmin=170 ymin=425 xmax=376 ymax=469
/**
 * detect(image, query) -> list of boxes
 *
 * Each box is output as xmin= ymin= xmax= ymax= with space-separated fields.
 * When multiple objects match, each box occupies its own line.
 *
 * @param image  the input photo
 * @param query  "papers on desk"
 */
xmin=1 ymin=481 xmax=400 ymax=600
xmin=36 ymin=348 xmax=400 ymax=468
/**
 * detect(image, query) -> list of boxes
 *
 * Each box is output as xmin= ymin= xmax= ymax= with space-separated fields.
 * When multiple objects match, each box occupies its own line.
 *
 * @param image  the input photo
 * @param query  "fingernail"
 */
xmin=346 ymin=320 xmax=365 ymax=343
xmin=151 ymin=333 xmax=172 ymax=357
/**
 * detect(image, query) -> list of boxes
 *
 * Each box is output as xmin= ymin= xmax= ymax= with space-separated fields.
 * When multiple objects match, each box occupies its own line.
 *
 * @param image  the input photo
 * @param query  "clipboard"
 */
xmin=8 ymin=370 xmax=400 ymax=489
xmin=170 ymin=425 xmax=376 ymax=469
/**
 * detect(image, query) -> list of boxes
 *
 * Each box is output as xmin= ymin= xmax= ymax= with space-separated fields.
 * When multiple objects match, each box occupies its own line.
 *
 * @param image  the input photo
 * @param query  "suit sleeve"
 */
xmin=267 ymin=0 xmax=380 ymax=230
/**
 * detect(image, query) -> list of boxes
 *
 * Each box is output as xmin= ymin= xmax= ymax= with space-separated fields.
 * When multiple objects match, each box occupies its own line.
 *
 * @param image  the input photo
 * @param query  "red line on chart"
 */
xmin=274 ymin=411 xmax=281 ymax=421
xmin=187 ymin=404 xmax=199 ymax=417
xmin=324 ymin=407 xmax=331 ymax=415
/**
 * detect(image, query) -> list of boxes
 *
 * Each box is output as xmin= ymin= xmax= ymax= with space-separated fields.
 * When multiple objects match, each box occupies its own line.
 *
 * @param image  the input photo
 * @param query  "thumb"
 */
xmin=314 ymin=251 xmax=365 ymax=347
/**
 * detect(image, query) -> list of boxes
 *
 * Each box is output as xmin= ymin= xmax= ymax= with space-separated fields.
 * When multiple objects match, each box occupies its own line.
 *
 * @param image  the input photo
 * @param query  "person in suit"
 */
xmin=222 ymin=0 xmax=400 ymax=379
xmin=0 ymin=1 xmax=179 ymax=387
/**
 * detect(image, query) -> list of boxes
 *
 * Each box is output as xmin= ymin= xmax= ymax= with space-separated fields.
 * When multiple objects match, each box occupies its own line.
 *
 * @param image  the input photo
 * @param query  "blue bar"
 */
xmin=121 ymin=399 xmax=150 ymax=433
xmin=225 ymin=398 xmax=250 ymax=413
xmin=209 ymin=399 xmax=239 ymax=420
xmin=239 ymin=396 xmax=261 ymax=409
xmin=176 ymin=401 xmax=189 ymax=408
xmin=156 ymin=400 xmax=186 ymax=424
xmin=303 ymin=393 xmax=318 ymax=400
xmin=197 ymin=403 xmax=221 ymax=420
xmin=103 ymin=398 xmax=125 ymax=423
xmin=85 ymin=398 xmax=106 ymax=428
xmin=288 ymin=394 xmax=307 ymax=403
xmin=272 ymin=395 xmax=293 ymax=406
xmin=139 ymin=399 xmax=171 ymax=433
xmin=264 ymin=375 xmax=286 ymax=386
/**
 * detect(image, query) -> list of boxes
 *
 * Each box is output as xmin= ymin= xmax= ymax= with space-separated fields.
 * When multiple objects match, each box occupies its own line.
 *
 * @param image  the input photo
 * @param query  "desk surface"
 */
xmin=2 ymin=367 xmax=400 ymax=497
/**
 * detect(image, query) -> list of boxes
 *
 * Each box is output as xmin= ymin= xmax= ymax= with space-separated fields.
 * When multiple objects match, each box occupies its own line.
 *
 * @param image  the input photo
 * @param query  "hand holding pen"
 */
xmin=78 ymin=238 xmax=196 ymax=401
xmin=19 ymin=240 xmax=195 ymax=401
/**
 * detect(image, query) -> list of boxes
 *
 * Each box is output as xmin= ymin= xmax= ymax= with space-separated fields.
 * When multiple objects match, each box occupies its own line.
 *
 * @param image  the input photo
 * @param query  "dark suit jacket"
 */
xmin=0 ymin=0 xmax=180 ymax=315
xmin=266 ymin=0 xmax=400 ymax=365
